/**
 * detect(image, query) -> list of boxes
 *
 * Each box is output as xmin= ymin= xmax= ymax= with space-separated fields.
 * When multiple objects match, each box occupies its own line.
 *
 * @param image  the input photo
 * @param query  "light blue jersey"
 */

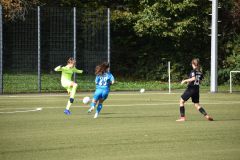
xmin=95 ymin=72 xmax=114 ymax=90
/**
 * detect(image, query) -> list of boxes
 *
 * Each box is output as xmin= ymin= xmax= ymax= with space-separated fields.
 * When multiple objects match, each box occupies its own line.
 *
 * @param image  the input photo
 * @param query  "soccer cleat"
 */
xmin=64 ymin=109 xmax=71 ymax=115
xmin=94 ymin=112 xmax=99 ymax=119
xmin=176 ymin=117 xmax=186 ymax=122
xmin=88 ymin=107 xmax=94 ymax=113
xmin=205 ymin=115 xmax=213 ymax=121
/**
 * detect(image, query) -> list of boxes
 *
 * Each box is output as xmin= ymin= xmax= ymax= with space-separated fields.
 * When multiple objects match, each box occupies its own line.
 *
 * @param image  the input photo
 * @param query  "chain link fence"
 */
xmin=0 ymin=6 xmax=110 ymax=93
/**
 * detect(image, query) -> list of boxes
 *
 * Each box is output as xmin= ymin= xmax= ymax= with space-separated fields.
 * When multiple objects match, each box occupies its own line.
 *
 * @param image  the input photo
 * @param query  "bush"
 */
xmin=219 ymin=35 xmax=240 ymax=84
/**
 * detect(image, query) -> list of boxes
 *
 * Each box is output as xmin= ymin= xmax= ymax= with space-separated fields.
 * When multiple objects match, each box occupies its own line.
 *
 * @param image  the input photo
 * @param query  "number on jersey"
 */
xmin=99 ymin=77 xmax=108 ymax=86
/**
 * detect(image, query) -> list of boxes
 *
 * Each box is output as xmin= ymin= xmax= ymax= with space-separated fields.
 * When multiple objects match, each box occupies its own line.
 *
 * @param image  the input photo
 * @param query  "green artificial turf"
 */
xmin=0 ymin=92 xmax=240 ymax=160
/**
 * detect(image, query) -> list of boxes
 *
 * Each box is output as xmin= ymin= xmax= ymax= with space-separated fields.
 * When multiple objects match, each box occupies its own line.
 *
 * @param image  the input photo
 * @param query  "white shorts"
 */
xmin=61 ymin=79 xmax=73 ymax=89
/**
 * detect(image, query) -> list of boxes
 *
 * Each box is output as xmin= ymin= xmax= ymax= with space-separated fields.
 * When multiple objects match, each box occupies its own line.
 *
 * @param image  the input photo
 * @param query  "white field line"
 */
xmin=0 ymin=101 xmax=239 ymax=113
xmin=0 ymin=108 xmax=42 ymax=114
xmin=0 ymin=96 xmax=239 ymax=104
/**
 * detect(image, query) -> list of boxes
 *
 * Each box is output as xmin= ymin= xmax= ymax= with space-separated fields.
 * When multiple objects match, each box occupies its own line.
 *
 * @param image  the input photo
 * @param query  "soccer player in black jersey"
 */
xmin=176 ymin=58 xmax=213 ymax=122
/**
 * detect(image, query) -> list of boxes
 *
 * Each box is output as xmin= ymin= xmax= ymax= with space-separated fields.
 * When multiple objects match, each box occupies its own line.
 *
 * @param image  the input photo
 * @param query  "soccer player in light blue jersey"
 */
xmin=88 ymin=62 xmax=114 ymax=118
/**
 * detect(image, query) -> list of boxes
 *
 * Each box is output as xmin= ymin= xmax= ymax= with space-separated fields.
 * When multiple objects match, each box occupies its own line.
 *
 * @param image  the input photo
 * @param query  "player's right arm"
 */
xmin=54 ymin=65 xmax=63 ymax=72
xmin=181 ymin=71 xmax=196 ymax=85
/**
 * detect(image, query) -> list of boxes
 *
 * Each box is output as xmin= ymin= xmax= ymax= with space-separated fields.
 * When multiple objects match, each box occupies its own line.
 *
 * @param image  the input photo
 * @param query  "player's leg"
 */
xmin=88 ymin=99 xmax=98 ymax=113
xmin=94 ymin=99 xmax=104 ymax=119
xmin=61 ymin=80 xmax=72 ymax=94
xmin=67 ymin=86 xmax=72 ymax=95
xmin=94 ymin=89 xmax=109 ymax=119
xmin=70 ymin=82 xmax=78 ymax=99
xmin=176 ymin=98 xmax=186 ymax=121
xmin=176 ymin=89 xmax=191 ymax=121
xmin=194 ymin=103 xmax=213 ymax=121
xmin=64 ymin=81 xmax=78 ymax=115
xmin=88 ymin=89 xmax=101 ymax=113
xmin=192 ymin=93 xmax=213 ymax=121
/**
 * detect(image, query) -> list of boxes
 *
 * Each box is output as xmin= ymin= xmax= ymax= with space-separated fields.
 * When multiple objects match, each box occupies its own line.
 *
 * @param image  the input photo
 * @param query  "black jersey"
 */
xmin=188 ymin=70 xmax=203 ymax=88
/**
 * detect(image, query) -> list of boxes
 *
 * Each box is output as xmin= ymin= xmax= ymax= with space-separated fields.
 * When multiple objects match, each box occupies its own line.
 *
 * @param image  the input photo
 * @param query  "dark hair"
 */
xmin=67 ymin=57 xmax=76 ymax=65
xmin=95 ymin=62 xmax=110 ymax=75
xmin=191 ymin=58 xmax=200 ymax=71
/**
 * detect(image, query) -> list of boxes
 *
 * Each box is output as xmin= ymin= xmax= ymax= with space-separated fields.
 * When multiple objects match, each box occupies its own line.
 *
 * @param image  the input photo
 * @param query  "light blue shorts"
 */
xmin=93 ymin=89 xmax=109 ymax=101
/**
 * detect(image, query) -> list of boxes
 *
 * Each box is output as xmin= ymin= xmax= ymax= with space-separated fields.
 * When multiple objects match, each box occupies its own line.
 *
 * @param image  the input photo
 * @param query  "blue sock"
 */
xmin=96 ymin=104 xmax=103 ymax=113
xmin=90 ymin=102 xmax=96 ymax=108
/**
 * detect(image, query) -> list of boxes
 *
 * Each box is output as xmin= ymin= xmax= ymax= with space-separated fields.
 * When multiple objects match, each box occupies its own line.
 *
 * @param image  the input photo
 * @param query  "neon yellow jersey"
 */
xmin=54 ymin=65 xmax=83 ymax=82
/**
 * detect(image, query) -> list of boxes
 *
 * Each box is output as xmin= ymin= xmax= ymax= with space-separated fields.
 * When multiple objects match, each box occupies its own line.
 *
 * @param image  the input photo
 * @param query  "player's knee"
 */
xmin=179 ymin=99 xmax=185 ymax=106
xmin=70 ymin=98 xmax=74 ymax=103
xmin=194 ymin=103 xmax=201 ymax=109
xmin=99 ymin=99 xmax=104 ymax=103
xmin=73 ymin=83 xmax=78 ymax=87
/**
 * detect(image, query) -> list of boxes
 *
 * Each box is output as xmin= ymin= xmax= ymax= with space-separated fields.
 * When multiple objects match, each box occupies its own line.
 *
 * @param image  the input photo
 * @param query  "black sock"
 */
xmin=180 ymin=106 xmax=185 ymax=117
xmin=199 ymin=107 xmax=207 ymax=116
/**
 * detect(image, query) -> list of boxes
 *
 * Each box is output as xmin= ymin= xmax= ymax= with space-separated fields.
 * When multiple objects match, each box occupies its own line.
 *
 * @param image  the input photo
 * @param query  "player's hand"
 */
xmin=111 ymin=81 xmax=115 ymax=85
xmin=181 ymin=80 xmax=186 ymax=85
xmin=54 ymin=65 xmax=62 ymax=71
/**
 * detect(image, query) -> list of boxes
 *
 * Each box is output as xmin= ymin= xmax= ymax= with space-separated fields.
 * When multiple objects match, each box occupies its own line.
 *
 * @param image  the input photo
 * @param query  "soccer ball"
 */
xmin=82 ymin=96 xmax=91 ymax=104
xmin=140 ymin=88 xmax=145 ymax=93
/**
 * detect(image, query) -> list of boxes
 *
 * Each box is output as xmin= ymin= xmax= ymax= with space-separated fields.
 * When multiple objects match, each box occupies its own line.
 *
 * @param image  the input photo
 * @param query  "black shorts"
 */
xmin=181 ymin=87 xmax=199 ymax=103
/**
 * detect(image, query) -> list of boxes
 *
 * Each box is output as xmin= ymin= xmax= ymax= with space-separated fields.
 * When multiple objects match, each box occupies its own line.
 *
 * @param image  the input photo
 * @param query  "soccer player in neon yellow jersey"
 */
xmin=54 ymin=57 xmax=83 ymax=115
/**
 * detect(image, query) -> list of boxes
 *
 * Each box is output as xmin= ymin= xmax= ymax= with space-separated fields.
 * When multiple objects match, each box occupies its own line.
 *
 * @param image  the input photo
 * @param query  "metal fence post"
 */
xmin=168 ymin=61 xmax=171 ymax=94
xmin=73 ymin=7 xmax=76 ymax=82
xmin=0 ymin=5 xmax=3 ymax=94
xmin=38 ymin=6 xmax=41 ymax=93
xmin=107 ymin=8 xmax=110 ymax=69
xmin=230 ymin=71 xmax=232 ymax=93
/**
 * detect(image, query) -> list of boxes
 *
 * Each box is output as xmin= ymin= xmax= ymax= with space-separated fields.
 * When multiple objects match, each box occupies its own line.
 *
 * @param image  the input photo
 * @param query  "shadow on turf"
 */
xmin=101 ymin=114 xmax=171 ymax=119
xmin=101 ymin=112 xmax=128 ymax=115
xmin=100 ymin=114 xmax=240 ymax=121
xmin=210 ymin=119 xmax=240 ymax=121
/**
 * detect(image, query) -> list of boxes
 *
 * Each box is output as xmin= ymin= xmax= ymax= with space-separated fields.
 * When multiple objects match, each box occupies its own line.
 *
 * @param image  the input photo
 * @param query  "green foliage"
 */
xmin=218 ymin=35 xmax=240 ymax=84
xmin=111 ymin=0 xmax=211 ymax=80
xmin=38 ymin=0 xmax=240 ymax=83
xmin=217 ymin=0 xmax=240 ymax=84
xmin=134 ymin=55 xmax=168 ymax=80
xmin=134 ymin=0 xmax=198 ymax=38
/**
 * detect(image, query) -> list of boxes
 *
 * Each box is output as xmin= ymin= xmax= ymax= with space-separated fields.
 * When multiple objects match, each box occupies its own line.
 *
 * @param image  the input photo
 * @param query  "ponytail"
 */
xmin=191 ymin=58 xmax=201 ymax=71
xmin=95 ymin=62 xmax=110 ymax=75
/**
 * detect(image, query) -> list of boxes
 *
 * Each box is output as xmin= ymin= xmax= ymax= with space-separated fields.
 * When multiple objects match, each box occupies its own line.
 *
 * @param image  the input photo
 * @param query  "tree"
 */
xmin=1 ymin=0 xmax=39 ymax=20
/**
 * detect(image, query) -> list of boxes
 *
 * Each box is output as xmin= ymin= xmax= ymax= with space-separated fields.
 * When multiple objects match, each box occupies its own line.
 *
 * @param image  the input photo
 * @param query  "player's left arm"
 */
xmin=95 ymin=76 xmax=100 ymax=85
xmin=73 ymin=67 xmax=83 ymax=74
xmin=109 ymin=74 xmax=115 ymax=85
xmin=198 ymin=73 xmax=204 ymax=84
